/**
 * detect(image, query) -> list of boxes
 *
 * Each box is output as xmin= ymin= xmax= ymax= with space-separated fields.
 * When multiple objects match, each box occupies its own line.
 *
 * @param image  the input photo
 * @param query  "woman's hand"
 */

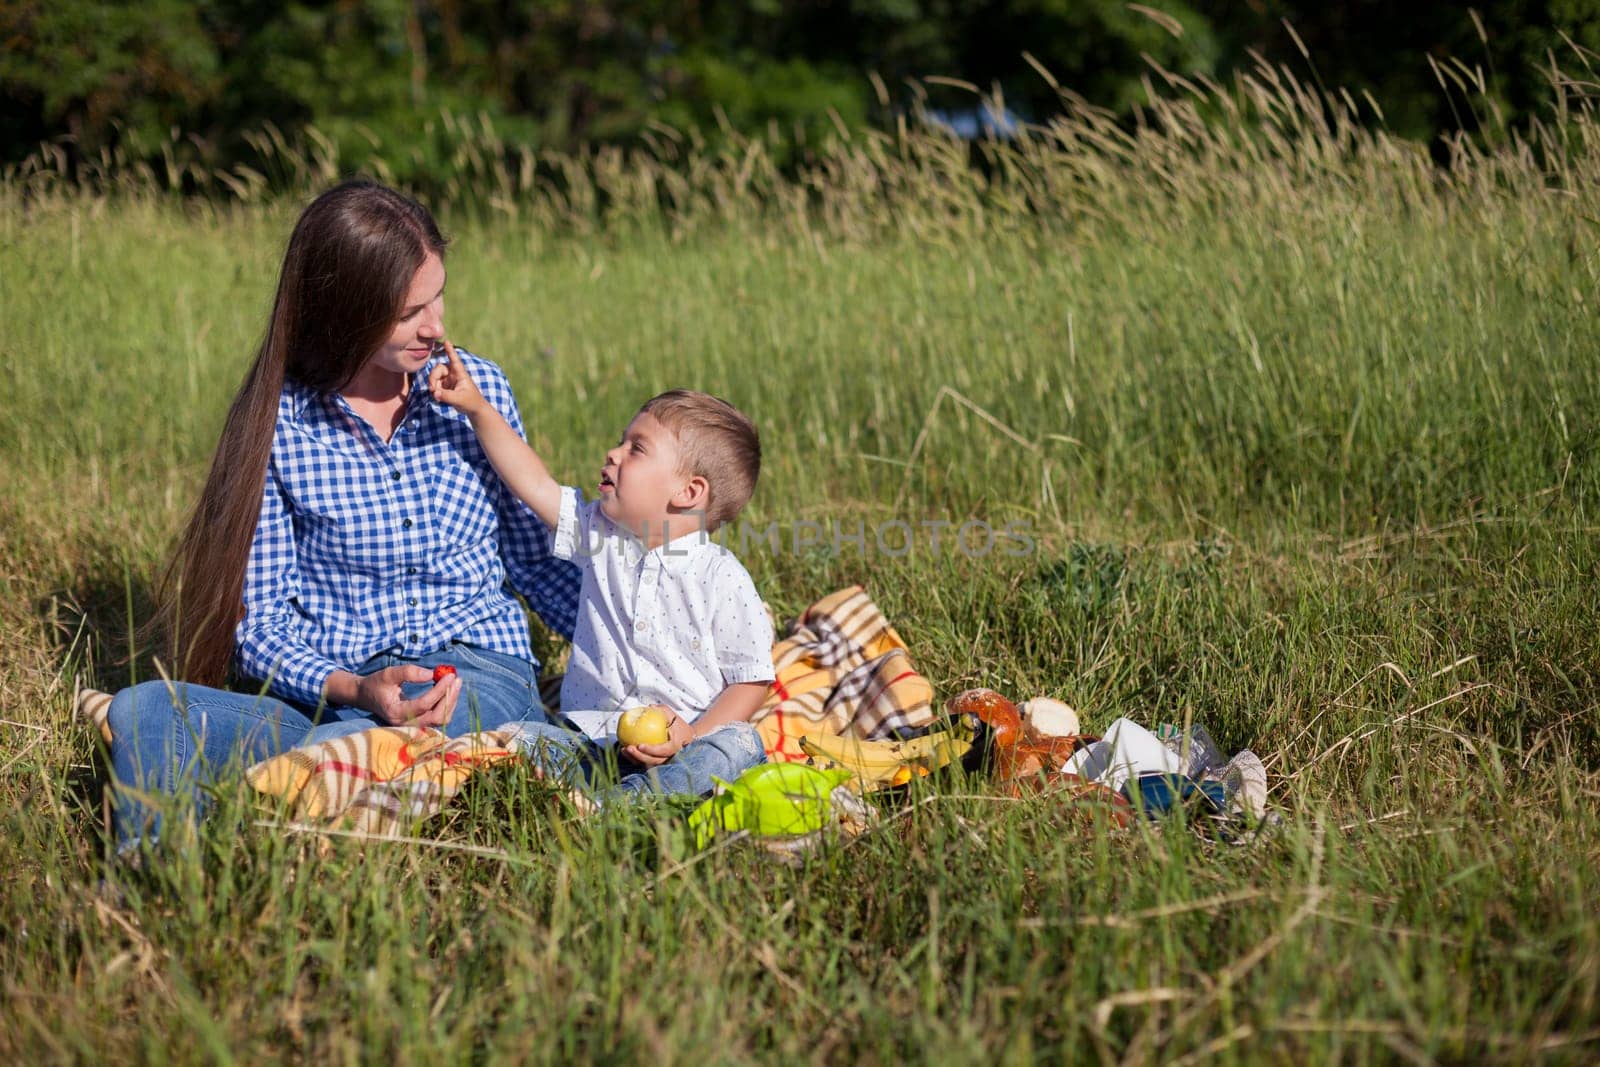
xmin=427 ymin=338 xmax=488 ymax=416
xmin=350 ymin=665 xmax=460 ymax=728
xmin=621 ymin=713 xmax=696 ymax=768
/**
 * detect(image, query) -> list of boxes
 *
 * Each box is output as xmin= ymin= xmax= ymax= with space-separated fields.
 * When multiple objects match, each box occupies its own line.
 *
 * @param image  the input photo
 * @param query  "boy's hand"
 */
xmin=621 ymin=713 xmax=696 ymax=767
xmin=427 ymin=338 xmax=488 ymax=415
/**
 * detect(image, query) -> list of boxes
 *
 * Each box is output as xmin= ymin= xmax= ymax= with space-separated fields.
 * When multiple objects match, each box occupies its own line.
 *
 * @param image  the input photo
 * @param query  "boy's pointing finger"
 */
xmin=442 ymin=338 xmax=467 ymax=372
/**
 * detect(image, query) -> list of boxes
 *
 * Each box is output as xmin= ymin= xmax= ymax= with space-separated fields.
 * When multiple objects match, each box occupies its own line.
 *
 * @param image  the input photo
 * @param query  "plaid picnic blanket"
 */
xmin=752 ymin=585 xmax=937 ymax=761
xmin=78 ymin=586 xmax=936 ymax=834
xmin=247 ymin=726 xmax=525 ymax=834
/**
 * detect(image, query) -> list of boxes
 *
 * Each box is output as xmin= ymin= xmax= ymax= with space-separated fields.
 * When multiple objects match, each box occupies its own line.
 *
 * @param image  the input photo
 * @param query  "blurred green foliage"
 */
xmin=3 ymin=0 xmax=1598 ymax=184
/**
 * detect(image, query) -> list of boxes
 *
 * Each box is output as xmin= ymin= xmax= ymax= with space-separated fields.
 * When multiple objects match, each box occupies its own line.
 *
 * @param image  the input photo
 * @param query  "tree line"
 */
xmin=3 ymin=1 xmax=1596 ymax=185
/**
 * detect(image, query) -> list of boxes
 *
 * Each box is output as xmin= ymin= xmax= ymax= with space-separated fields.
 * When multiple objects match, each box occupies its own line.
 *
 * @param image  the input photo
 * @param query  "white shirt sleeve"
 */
xmin=550 ymin=486 xmax=599 ymax=562
xmin=711 ymin=557 xmax=776 ymax=685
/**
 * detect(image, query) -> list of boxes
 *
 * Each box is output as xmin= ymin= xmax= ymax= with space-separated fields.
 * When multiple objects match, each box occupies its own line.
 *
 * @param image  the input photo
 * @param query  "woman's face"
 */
xmin=369 ymin=252 xmax=446 ymax=378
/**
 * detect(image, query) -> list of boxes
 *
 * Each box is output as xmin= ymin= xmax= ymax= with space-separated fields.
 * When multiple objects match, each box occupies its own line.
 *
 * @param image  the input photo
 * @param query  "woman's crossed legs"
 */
xmin=106 ymin=643 xmax=547 ymax=846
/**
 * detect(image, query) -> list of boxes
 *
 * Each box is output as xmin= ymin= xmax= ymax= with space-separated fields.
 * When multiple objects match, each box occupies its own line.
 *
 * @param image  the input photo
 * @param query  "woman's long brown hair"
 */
xmin=159 ymin=180 xmax=447 ymax=687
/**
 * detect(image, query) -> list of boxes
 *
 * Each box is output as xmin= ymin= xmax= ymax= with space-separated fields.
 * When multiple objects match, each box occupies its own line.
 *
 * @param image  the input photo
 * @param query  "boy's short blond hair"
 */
xmin=639 ymin=390 xmax=760 ymax=531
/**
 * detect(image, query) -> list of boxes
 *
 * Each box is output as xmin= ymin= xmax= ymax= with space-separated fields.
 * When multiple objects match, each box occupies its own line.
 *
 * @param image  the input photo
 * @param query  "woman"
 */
xmin=107 ymin=179 xmax=581 ymax=843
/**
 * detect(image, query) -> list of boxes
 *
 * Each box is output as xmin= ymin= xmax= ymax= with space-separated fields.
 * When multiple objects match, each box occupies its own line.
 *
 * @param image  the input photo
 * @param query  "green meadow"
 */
xmin=2 ymin=65 xmax=1599 ymax=1061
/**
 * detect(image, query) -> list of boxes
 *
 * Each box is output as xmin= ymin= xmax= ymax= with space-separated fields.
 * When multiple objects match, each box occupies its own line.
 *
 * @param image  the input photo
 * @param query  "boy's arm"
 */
xmin=429 ymin=339 xmax=562 ymax=527
xmin=465 ymin=398 xmax=563 ymax=529
xmin=689 ymin=681 xmax=769 ymax=736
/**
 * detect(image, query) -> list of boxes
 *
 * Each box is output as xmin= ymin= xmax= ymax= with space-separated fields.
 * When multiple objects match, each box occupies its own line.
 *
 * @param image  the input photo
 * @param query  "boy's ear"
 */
xmin=672 ymin=475 xmax=710 ymax=512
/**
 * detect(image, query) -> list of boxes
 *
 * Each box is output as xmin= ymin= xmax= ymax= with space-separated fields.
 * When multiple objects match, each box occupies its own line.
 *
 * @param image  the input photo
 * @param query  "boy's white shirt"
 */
xmin=551 ymin=486 xmax=775 ymax=742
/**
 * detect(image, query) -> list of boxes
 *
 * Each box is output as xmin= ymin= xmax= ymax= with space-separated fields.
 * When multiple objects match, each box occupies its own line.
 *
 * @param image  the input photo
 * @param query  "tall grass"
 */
xmin=3 ymin=56 xmax=1600 ymax=1061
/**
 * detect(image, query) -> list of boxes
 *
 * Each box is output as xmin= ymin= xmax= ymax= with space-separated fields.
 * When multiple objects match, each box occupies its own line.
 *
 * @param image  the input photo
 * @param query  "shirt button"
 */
xmin=407 ymin=566 xmax=418 ymax=575
xmin=408 ymin=597 xmax=418 ymax=606
xmin=635 ymin=620 xmax=648 ymax=632
xmin=409 ymin=633 xmax=420 ymax=643
xmin=402 ymin=518 xmax=413 ymax=529
xmin=410 ymin=419 xmax=419 ymax=429
xmin=391 ymin=470 xmax=401 ymax=481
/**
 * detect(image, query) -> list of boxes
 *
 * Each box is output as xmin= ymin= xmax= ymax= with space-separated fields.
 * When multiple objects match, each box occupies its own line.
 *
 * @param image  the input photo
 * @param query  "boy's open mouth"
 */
xmin=598 ymin=472 xmax=615 ymax=491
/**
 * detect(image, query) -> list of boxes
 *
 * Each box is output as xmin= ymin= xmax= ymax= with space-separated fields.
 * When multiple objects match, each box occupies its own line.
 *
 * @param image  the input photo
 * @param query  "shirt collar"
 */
xmin=647 ymin=527 xmax=715 ymax=571
xmin=283 ymin=376 xmax=317 ymax=423
xmin=283 ymin=381 xmax=363 ymax=446
xmin=606 ymin=517 xmax=715 ymax=571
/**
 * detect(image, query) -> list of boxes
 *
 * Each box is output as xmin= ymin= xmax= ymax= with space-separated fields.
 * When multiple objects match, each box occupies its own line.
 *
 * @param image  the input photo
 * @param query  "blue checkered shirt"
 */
xmin=236 ymin=349 xmax=581 ymax=707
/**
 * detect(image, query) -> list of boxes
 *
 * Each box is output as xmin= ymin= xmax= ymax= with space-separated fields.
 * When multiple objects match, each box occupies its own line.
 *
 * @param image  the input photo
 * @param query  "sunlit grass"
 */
xmin=3 ymin=58 xmax=1600 ymax=1061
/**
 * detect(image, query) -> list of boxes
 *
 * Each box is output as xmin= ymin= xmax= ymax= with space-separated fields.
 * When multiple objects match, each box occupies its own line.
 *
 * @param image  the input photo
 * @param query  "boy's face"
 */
xmin=598 ymin=412 xmax=693 ymax=538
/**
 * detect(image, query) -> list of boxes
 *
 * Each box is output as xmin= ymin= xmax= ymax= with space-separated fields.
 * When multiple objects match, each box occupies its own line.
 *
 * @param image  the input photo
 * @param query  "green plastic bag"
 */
xmin=689 ymin=762 xmax=855 ymax=849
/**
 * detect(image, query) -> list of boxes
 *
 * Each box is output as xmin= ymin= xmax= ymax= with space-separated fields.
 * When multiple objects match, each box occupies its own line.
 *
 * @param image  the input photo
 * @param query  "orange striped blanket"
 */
xmin=752 ymin=584 xmax=937 ymax=761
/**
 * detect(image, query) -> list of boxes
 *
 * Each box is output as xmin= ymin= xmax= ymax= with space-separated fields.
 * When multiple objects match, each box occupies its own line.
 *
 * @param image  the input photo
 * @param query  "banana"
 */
xmin=800 ymin=727 xmax=975 ymax=790
xmin=800 ymin=731 xmax=951 ymax=772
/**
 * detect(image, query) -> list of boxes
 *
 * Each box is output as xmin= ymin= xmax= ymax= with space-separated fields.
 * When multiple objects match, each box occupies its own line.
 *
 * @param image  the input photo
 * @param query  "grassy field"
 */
xmin=3 ymin=64 xmax=1600 ymax=1062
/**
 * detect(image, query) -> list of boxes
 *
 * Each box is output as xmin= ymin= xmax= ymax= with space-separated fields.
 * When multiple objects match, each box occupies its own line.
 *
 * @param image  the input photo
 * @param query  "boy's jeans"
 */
xmin=107 ymin=643 xmax=545 ymax=845
xmin=502 ymin=719 xmax=768 ymax=802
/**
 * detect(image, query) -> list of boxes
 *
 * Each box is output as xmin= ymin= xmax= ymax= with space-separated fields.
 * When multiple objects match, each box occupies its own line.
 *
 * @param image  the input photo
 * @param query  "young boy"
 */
xmin=428 ymin=340 xmax=772 ymax=796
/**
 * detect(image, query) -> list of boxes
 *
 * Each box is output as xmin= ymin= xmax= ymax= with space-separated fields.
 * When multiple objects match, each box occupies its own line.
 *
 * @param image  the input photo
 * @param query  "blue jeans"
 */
xmin=106 ymin=643 xmax=546 ymax=845
xmin=502 ymin=719 xmax=767 ymax=804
